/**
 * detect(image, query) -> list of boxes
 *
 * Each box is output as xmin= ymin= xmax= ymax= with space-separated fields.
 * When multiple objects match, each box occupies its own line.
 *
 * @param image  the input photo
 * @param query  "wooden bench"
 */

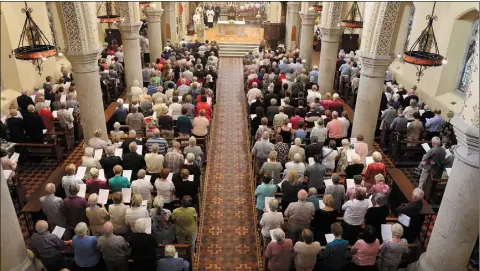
xmin=391 ymin=133 xmax=430 ymax=167
xmin=14 ymin=137 xmax=63 ymax=164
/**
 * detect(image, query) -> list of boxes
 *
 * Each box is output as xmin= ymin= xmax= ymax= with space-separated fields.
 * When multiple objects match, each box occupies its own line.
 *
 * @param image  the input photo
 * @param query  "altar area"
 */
xmin=186 ymin=24 xmax=263 ymax=44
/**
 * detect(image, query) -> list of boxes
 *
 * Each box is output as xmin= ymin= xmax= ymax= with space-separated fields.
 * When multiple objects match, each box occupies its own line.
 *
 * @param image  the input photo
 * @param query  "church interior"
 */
xmin=0 ymin=1 xmax=478 ymax=271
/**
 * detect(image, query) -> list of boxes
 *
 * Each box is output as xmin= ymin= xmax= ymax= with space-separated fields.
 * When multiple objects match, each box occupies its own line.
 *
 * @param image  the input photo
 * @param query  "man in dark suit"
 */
xmin=305 ymin=136 xmax=323 ymax=159
xmin=100 ymin=146 xmax=124 ymax=180
xmin=122 ymin=142 xmax=146 ymax=181
xmin=23 ymin=105 xmax=44 ymax=143
xmin=173 ymin=168 xmax=198 ymax=204
xmin=249 ymin=97 xmax=264 ymax=115
xmin=16 ymin=89 xmax=35 ymax=114
xmin=120 ymin=130 xmax=143 ymax=154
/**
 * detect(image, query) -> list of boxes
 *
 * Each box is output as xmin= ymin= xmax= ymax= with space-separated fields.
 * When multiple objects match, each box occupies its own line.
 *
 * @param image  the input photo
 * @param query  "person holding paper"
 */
xmin=321 ymin=140 xmax=339 ymax=172
xmin=151 ymin=195 xmax=175 ymax=244
xmin=305 ymin=136 xmax=323 ymax=160
xmin=156 ymin=245 xmax=190 ymax=271
xmin=174 ymin=168 xmax=199 ymax=204
xmin=259 ymin=199 xmax=284 ymax=247
xmin=86 ymin=168 xmax=108 ymax=194
xmin=100 ymin=146 xmax=124 ymax=180
xmin=390 ymin=108 xmax=408 ymax=133
xmin=108 ymin=165 xmax=131 ymax=192
xmin=344 ymin=154 xmax=365 ymax=179
xmin=265 ymin=228 xmax=293 ymax=271
xmin=182 ymin=153 xmax=202 ymax=187
xmin=81 ymin=147 xmax=102 ymax=171
xmin=255 ymin=175 xmax=278 ymax=222
xmin=6 ymin=108 xmax=26 ymax=143
xmin=40 ymin=183 xmax=67 ymax=230
xmin=86 ymin=193 xmax=110 ymax=236
xmin=16 ymin=89 xmax=35 ymax=114
xmin=97 ymin=222 xmax=130 ymax=271
xmin=284 ymin=190 xmax=315 ymax=244
xmin=293 ymin=229 xmax=321 ymax=271
xmin=57 ymin=102 xmax=74 ymax=135
xmin=304 ymin=155 xmax=326 ymax=192
xmin=183 ymin=136 xmax=204 ymax=167
xmin=108 ymin=192 xmax=131 ymax=235
xmin=378 ymin=223 xmax=409 ymax=271
xmin=0 ymin=149 xmax=17 ymax=172
xmin=125 ymin=194 xmax=150 ymax=232
xmin=64 ymin=183 xmax=88 ymax=238
xmin=310 ymin=118 xmax=328 ymax=145
xmin=310 ymin=194 xmax=338 ymax=246
xmin=322 ymin=223 xmax=349 ymax=271
xmin=324 ymin=174 xmax=345 ymax=213
xmin=171 ymin=195 xmax=198 ymax=247
xmin=129 ymin=219 xmax=158 ymax=271
xmin=395 ymin=188 xmax=424 ymax=242
xmin=342 ymin=189 xmax=369 ymax=244
xmin=345 ymin=175 xmax=366 ymax=201
xmin=71 ymin=222 xmax=101 ymax=269
xmin=336 ymin=139 xmax=351 ymax=172
xmin=350 ymin=225 xmax=380 ymax=270
xmin=155 ymin=169 xmax=176 ymax=211
xmin=126 ymin=105 xmax=146 ymax=137
xmin=37 ymin=103 xmax=55 ymax=132
xmin=280 ymin=170 xmax=307 ymax=212
xmin=363 ymin=151 xmax=386 ymax=191
xmin=62 ymin=164 xmax=85 ymax=197
xmin=88 ymin=129 xmax=109 ymax=150
xmin=418 ymin=136 xmax=446 ymax=200
xmin=123 ymin=142 xmax=147 ymax=181
xmin=288 ymin=138 xmax=306 ymax=162
xmin=131 ymin=169 xmax=154 ymax=208
xmin=407 ymin=112 xmax=424 ymax=146
xmin=368 ymin=174 xmax=391 ymax=197
xmin=114 ymin=98 xmax=129 ymax=125
xmin=23 ymin=105 xmax=45 ymax=143
xmin=66 ymin=92 xmax=79 ymax=115
xmin=365 ymin=193 xmax=390 ymax=243
xmin=353 ymin=134 xmax=368 ymax=166
xmin=259 ymin=151 xmax=283 ymax=184
xmin=252 ymin=131 xmax=275 ymax=175
xmin=29 ymin=220 xmax=68 ymax=271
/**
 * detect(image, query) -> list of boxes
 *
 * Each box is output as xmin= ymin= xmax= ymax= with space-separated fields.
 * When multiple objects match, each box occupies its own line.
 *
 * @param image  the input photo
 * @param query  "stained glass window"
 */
xmin=402 ymin=5 xmax=415 ymax=53
xmin=458 ymin=19 xmax=479 ymax=92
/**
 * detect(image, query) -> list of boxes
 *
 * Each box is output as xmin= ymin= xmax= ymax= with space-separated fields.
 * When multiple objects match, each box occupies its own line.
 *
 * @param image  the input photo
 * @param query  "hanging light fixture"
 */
xmin=12 ymin=2 xmax=57 ymax=75
xmin=139 ymin=2 xmax=151 ymax=8
xmin=97 ymin=2 xmax=120 ymax=24
xmin=340 ymin=1 xmax=363 ymax=35
xmin=401 ymin=2 xmax=446 ymax=82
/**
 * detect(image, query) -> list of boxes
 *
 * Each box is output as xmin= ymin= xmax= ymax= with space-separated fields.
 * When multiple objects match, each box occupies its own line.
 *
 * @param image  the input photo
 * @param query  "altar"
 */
xmin=218 ymin=20 xmax=246 ymax=37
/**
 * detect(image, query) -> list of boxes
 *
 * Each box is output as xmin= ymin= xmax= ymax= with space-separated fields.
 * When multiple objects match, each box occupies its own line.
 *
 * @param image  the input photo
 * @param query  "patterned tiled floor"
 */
xmin=194 ymin=58 xmax=262 ymax=270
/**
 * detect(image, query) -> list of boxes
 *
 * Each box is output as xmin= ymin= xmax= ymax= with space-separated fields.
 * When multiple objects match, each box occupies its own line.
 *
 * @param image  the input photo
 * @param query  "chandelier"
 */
xmin=97 ymin=2 xmax=120 ymax=24
xmin=340 ymin=1 xmax=363 ymax=35
xmin=401 ymin=2 xmax=446 ymax=82
xmin=13 ymin=2 xmax=57 ymax=75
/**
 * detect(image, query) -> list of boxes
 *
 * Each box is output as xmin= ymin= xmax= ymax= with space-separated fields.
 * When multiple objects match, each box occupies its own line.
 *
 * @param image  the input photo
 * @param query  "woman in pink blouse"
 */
xmin=368 ymin=174 xmax=390 ymax=197
xmin=353 ymin=134 xmax=368 ymax=165
xmin=351 ymin=225 xmax=380 ymax=270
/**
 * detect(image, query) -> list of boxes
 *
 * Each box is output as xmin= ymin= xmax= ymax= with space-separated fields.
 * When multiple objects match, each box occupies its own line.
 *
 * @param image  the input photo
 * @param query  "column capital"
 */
xmin=299 ymin=11 xmax=317 ymax=25
xmin=451 ymin=115 xmax=480 ymax=169
xmin=144 ymin=7 xmax=163 ymax=22
xmin=287 ymin=2 xmax=301 ymax=11
xmin=67 ymin=50 xmax=102 ymax=73
xmin=119 ymin=21 xmax=143 ymax=40
xmin=358 ymin=55 xmax=394 ymax=78
xmin=320 ymin=27 xmax=343 ymax=42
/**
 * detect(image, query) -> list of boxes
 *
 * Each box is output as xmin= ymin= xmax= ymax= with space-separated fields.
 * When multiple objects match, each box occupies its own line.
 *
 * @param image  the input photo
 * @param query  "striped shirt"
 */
xmin=146 ymin=136 xmax=168 ymax=155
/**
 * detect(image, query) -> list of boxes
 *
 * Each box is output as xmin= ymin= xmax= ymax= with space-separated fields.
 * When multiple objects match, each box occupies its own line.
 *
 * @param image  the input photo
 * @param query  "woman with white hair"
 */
xmin=183 ymin=136 xmax=204 ymax=166
xmin=81 ymin=147 xmax=102 ymax=171
xmin=85 ymin=168 xmax=108 ymax=194
xmin=265 ymin=228 xmax=293 ymax=271
xmin=110 ymin=122 xmax=126 ymax=138
xmin=115 ymin=98 xmax=129 ymax=124
xmin=378 ymin=223 xmax=409 ymax=271
xmin=71 ymin=222 xmax=101 ymax=269
xmin=364 ymin=151 xmax=386 ymax=190
xmin=85 ymin=193 xmax=110 ymax=236
xmin=310 ymin=118 xmax=328 ymax=145
xmin=288 ymin=137 xmax=306 ymax=162
xmin=183 ymin=152 xmax=201 ymax=187
xmin=322 ymin=140 xmax=339 ymax=172
xmin=125 ymin=194 xmax=150 ymax=232
xmin=403 ymin=99 xmax=419 ymax=121
xmin=129 ymin=219 xmax=158 ymax=271
xmin=259 ymin=199 xmax=284 ymax=247
xmin=157 ymin=245 xmax=190 ymax=270
xmin=368 ymin=174 xmax=390 ymax=196
xmin=336 ymin=139 xmax=351 ymax=172
xmin=88 ymin=128 xmax=108 ymax=150
xmin=285 ymin=153 xmax=306 ymax=181
xmin=126 ymin=105 xmax=145 ymax=137
xmin=151 ymin=195 xmax=175 ymax=244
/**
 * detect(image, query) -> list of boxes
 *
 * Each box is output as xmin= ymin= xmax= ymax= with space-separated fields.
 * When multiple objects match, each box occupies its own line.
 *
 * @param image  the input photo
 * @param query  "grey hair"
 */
xmin=431 ymin=136 xmax=441 ymax=146
xmin=391 ymin=223 xmax=404 ymax=238
xmin=293 ymin=153 xmax=302 ymax=163
xmin=117 ymin=98 xmax=124 ymax=105
xmin=412 ymin=188 xmax=424 ymax=200
xmin=84 ymin=147 xmax=94 ymax=157
xmin=268 ymin=198 xmax=279 ymax=212
xmin=35 ymin=220 xmax=49 ymax=233
xmin=90 ymin=168 xmax=99 ymax=178
xmin=75 ymin=222 xmax=89 ymax=236
xmin=308 ymin=187 xmax=317 ymax=196
xmin=134 ymin=219 xmax=147 ymax=233
xmin=113 ymin=122 xmax=121 ymax=130
xmin=88 ymin=193 xmax=98 ymax=207
xmin=272 ymin=228 xmax=285 ymax=242
xmin=262 ymin=131 xmax=270 ymax=140
xmin=189 ymin=136 xmax=197 ymax=146
xmin=151 ymin=143 xmax=159 ymax=153
xmin=186 ymin=152 xmax=195 ymax=162
xmin=153 ymin=195 xmax=165 ymax=209
xmin=137 ymin=169 xmax=146 ymax=179
xmin=129 ymin=141 xmax=137 ymax=151
xmin=270 ymin=98 xmax=277 ymax=105
xmin=106 ymin=145 xmax=115 ymax=156
xmin=374 ymin=193 xmax=387 ymax=206
xmin=129 ymin=130 xmax=137 ymax=137
xmin=164 ymin=245 xmax=176 ymax=257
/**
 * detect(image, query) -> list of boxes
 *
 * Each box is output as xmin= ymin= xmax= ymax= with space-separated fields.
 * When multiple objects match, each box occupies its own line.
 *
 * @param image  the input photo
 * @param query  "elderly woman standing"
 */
xmin=345 ymin=175 xmax=366 ymax=201
xmin=171 ymin=195 xmax=198 ymax=247
xmin=151 ymin=195 xmax=175 ymax=244
xmin=108 ymin=192 xmax=130 ymax=235
xmin=183 ymin=136 xmax=204 ymax=166
xmin=129 ymin=219 xmax=158 ymax=271
xmin=61 ymin=164 xmax=84 ymax=197
xmin=379 ymin=223 xmax=409 ymax=271
xmin=81 ymin=147 xmax=102 ymax=170
xmin=259 ymin=199 xmax=284 ymax=248
xmin=311 ymin=118 xmax=327 ymax=145
xmin=255 ymin=175 xmax=278 ymax=222
xmin=86 ymin=168 xmax=108 ymax=194
xmin=351 ymin=225 xmax=380 ymax=270
xmin=265 ymin=228 xmax=293 ymax=271
xmin=110 ymin=122 xmax=126 ymax=138
xmin=255 ymin=117 xmax=274 ymax=141
xmin=126 ymin=105 xmax=145 ymax=137
xmin=285 ymin=153 xmax=306 ymax=181
xmin=85 ymin=193 xmax=110 ymax=236
xmin=288 ymin=138 xmax=306 ymax=161
xmin=71 ymin=222 xmax=101 ymax=269
xmin=365 ymin=193 xmax=390 ymax=243
xmin=368 ymin=174 xmax=390 ymax=197
xmin=342 ymin=189 xmax=369 ymax=244
xmin=325 ymin=174 xmax=345 ymax=213
xmin=154 ymin=168 xmax=176 ymax=211
xmin=407 ymin=112 xmax=424 ymax=146
xmin=364 ymin=151 xmax=386 ymax=190
xmin=344 ymin=153 xmax=365 ymax=178
xmin=293 ymin=229 xmax=321 ymax=271
xmin=404 ymin=99 xmax=419 ymax=121
xmin=182 ymin=153 xmax=202 ymax=188
xmin=125 ymin=194 xmax=150 ymax=232
xmin=322 ymin=140 xmax=338 ymax=172
xmin=88 ymin=129 xmax=108 ymax=150
xmin=259 ymin=151 xmax=283 ymax=184
xmin=336 ymin=139 xmax=351 ymax=172
xmin=311 ymin=194 xmax=338 ymax=245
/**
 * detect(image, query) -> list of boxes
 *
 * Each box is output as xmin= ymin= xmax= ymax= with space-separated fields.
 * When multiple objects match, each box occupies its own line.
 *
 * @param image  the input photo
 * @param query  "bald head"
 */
xmin=297 ymin=189 xmax=308 ymax=201
xmin=103 ymin=222 xmax=113 ymax=236
xmin=45 ymin=183 xmax=56 ymax=194
xmin=35 ymin=220 xmax=49 ymax=233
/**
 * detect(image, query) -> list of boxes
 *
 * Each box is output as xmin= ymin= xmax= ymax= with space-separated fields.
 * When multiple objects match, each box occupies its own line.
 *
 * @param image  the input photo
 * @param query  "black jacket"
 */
xmin=174 ymin=179 xmax=198 ymax=203
xmin=121 ymin=138 xmax=144 ymax=154
xmin=17 ymin=94 xmax=35 ymax=113
xmin=305 ymin=143 xmax=323 ymax=159
xmin=99 ymin=156 xmax=124 ymax=180
xmin=365 ymin=204 xmax=390 ymax=242
xmin=22 ymin=112 xmax=45 ymax=143
xmin=6 ymin=117 xmax=26 ymax=143
xmin=122 ymin=152 xmax=146 ymax=181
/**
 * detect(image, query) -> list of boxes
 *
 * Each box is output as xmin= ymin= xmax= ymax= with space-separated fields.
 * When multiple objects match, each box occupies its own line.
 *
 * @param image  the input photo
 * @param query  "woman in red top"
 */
xmin=85 ymin=168 xmax=108 ymax=194
xmin=289 ymin=108 xmax=305 ymax=130
xmin=363 ymin=151 xmax=386 ymax=190
xmin=320 ymin=93 xmax=332 ymax=110
xmin=195 ymin=95 xmax=212 ymax=120
xmin=38 ymin=104 xmax=55 ymax=132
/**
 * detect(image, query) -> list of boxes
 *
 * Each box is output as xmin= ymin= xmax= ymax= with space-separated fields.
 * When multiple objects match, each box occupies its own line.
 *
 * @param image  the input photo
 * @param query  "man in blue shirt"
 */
xmin=147 ymin=78 xmax=158 ymax=96
xmin=309 ymin=65 xmax=319 ymax=83
xmin=322 ymin=223 xmax=349 ymax=270
xmin=425 ymin=109 xmax=445 ymax=139
xmin=146 ymin=128 xmax=168 ymax=154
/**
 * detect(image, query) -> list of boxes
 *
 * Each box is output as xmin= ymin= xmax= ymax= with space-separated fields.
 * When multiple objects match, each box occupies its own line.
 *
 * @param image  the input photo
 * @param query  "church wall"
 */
xmin=388 ymin=2 xmax=479 ymax=117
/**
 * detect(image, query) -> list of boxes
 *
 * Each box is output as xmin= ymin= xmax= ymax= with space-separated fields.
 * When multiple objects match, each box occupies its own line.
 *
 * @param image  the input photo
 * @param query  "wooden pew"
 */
xmin=14 ymin=137 xmax=63 ymax=164
xmin=390 ymin=133 xmax=430 ymax=167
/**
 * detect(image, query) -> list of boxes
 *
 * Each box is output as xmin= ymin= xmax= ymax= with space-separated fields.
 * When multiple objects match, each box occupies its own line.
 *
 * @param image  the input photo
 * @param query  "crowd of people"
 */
xmin=244 ymin=46 xmax=452 ymax=271
xmin=6 ymin=38 xmax=221 ymax=271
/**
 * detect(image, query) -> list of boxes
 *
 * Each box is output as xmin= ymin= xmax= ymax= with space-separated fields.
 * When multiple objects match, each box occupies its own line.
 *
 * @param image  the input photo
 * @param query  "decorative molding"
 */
xmin=299 ymin=11 xmax=317 ymax=26
xmin=60 ymin=2 xmax=88 ymax=52
xmin=67 ymin=51 xmax=102 ymax=73
xmin=358 ymin=55 xmax=394 ymax=79
xmin=320 ymin=27 xmax=343 ymax=43
xmin=452 ymin=115 xmax=480 ymax=169
xmin=119 ymin=22 xmax=143 ymax=40
xmin=370 ymin=2 xmax=401 ymax=56
xmin=144 ymin=7 xmax=163 ymax=23
xmin=360 ymin=2 xmax=378 ymax=54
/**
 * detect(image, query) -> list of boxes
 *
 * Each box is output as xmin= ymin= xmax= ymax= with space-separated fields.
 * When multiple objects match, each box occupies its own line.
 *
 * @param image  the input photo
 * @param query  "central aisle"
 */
xmin=195 ymin=58 xmax=262 ymax=270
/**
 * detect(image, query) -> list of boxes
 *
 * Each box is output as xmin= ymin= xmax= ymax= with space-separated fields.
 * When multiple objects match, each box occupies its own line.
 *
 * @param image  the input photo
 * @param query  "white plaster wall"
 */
xmin=388 ymin=2 xmax=479 ymax=116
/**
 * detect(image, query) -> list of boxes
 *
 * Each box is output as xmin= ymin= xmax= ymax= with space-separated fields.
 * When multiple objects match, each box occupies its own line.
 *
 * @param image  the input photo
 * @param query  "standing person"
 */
xmin=293 ymin=229 xmax=321 ymax=271
xmin=322 ymin=223 xmax=349 ymax=271
xmin=350 ymin=225 xmax=381 ymax=270
xmin=129 ymin=219 xmax=158 ymax=271
xmin=108 ymin=192 xmax=131 ymax=236
xmin=64 ymin=183 xmax=88 ymax=239
xmin=259 ymin=199 xmax=284 ymax=248
xmin=252 ymin=131 xmax=274 ymax=175
xmin=255 ymin=175 xmax=278 ymax=222
xmin=378 ymin=223 xmax=409 ymax=271
xmin=40 ymin=183 xmax=67 ymax=231
xmin=284 ymin=190 xmax=315 ymax=244
xmin=140 ymin=31 xmax=150 ymax=65
xmin=97 ymin=222 xmax=130 ymax=271
xmin=71 ymin=222 xmax=101 ymax=270
xmin=425 ymin=109 xmax=445 ymax=140
xmin=342 ymin=189 xmax=369 ymax=245
xmin=418 ymin=136 xmax=446 ymax=200
xmin=324 ymin=173 xmax=345 ymax=213
xmin=265 ymin=228 xmax=293 ymax=271
xmin=206 ymin=8 xmax=215 ymax=28
xmin=171 ymin=195 xmax=198 ymax=247
xmin=29 ymin=220 xmax=69 ymax=271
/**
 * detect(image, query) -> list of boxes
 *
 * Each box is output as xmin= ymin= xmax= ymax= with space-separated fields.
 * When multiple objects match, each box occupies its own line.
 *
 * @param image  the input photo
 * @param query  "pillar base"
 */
xmin=9 ymin=253 xmax=37 ymax=271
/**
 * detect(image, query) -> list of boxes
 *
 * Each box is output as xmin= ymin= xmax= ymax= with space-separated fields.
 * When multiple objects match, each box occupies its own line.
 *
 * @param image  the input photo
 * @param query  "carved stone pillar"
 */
xmin=285 ymin=2 xmax=301 ymax=50
xmin=144 ymin=7 xmax=163 ymax=61
xmin=162 ymin=2 xmax=177 ymax=45
xmin=299 ymin=11 xmax=317 ymax=68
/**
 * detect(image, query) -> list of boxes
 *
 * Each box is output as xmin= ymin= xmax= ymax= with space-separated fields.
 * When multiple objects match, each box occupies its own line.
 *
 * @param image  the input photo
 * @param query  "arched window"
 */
xmin=402 ymin=5 xmax=416 ymax=53
xmin=458 ymin=19 xmax=479 ymax=92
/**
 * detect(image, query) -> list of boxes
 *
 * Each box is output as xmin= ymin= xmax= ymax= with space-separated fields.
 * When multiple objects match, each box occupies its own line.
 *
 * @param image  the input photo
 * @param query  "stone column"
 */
xmin=299 ymin=11 xmax=317 ymax=68
xmin=350 ymin=2 xmax=403 ymax=150
xmin=119 ymin=22 xmax=143 ymax=99
xmin=162 ymin=2 xmax=177 ymax=46
xmin=59 ymin=2 xmax=108 ymax=141
xmin=69 ymin=51 xmax=108 ymax=141
xmin=285 ymin=2 xmax=301 ymax=50
xmin=1 ymin=167 xmax=36 ymax=271
xmin=317 ymin=2 xmax=344 ymax=94
xmin=144 ymin=6 xmax=163 ymax=61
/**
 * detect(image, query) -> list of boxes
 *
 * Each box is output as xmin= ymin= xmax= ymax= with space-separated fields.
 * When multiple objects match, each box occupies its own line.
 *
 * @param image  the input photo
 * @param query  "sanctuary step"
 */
xmin=218 ymin=42 xmax=259 ymax=57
